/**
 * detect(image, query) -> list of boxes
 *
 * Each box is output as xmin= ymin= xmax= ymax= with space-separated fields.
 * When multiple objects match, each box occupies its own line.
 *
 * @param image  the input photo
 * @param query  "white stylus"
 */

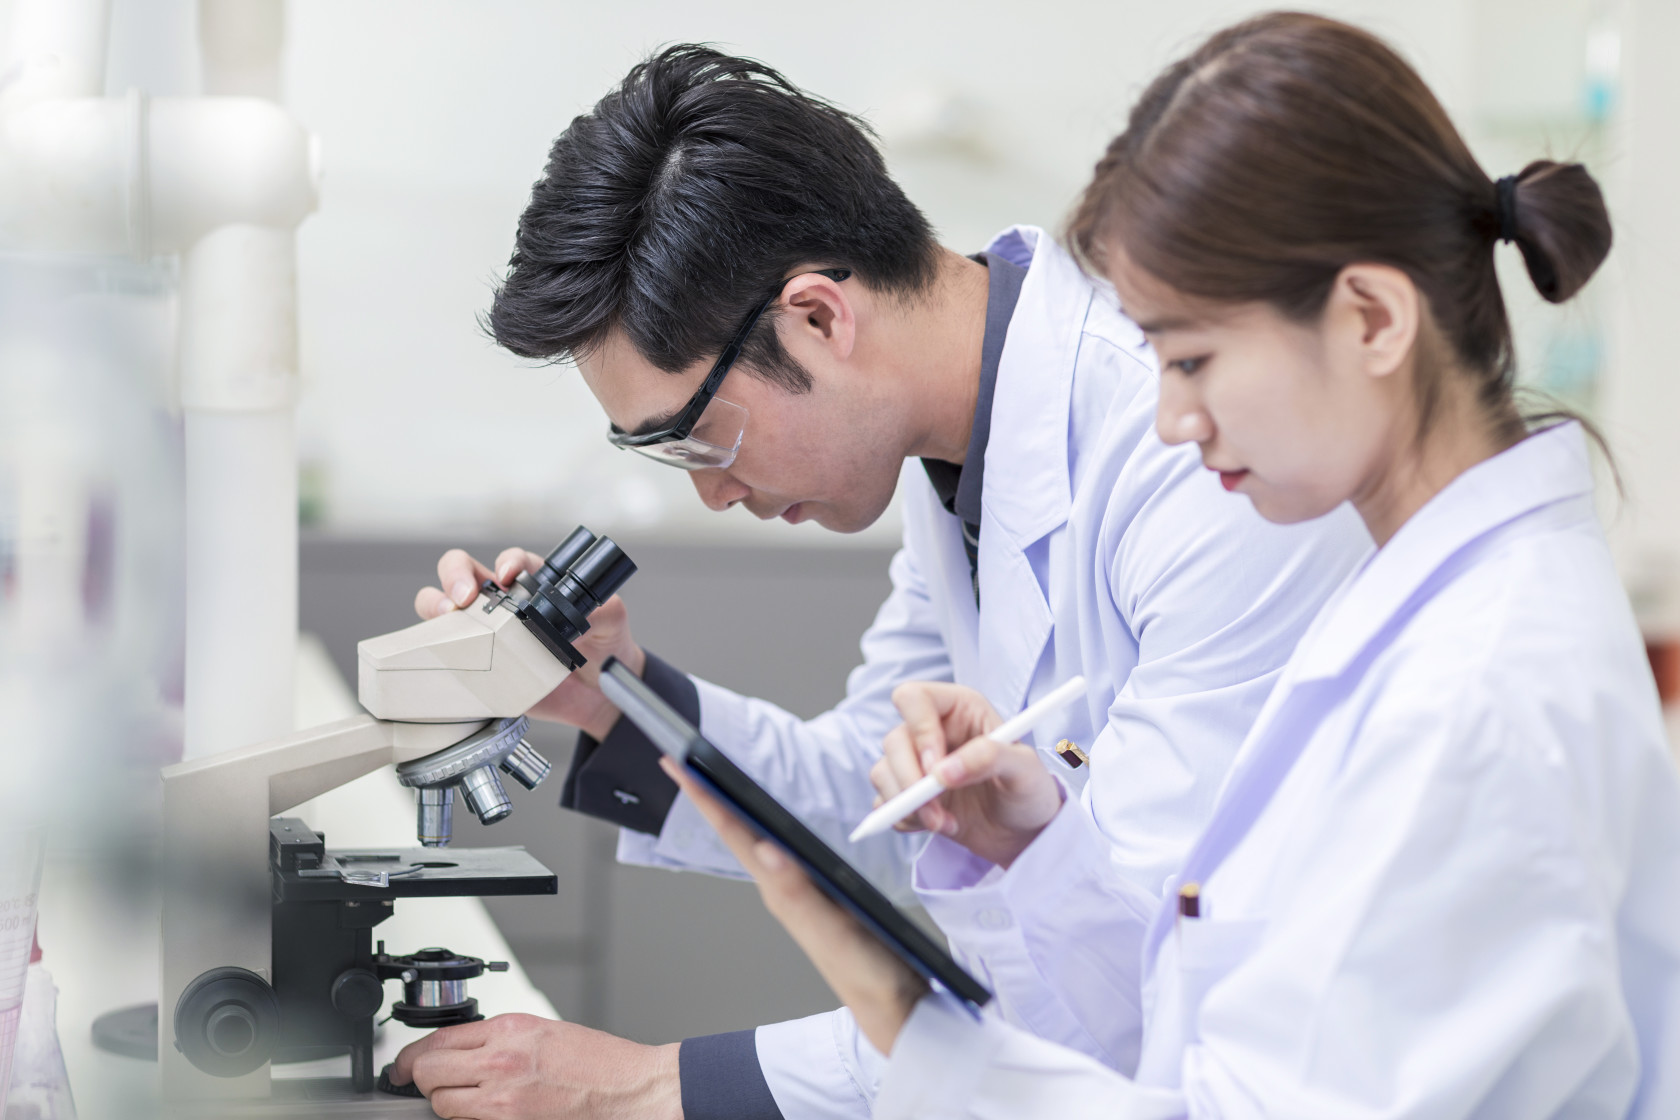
xmin=848 ymin=675 xmax=1088 ymax=843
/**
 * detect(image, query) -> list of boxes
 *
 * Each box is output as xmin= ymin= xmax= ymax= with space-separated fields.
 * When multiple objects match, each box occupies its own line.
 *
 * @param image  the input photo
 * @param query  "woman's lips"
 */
xmin=780 ymin=502 xmax=804 ymax=524
xmin=1217 ymin=469 xmax=1249 ymax=492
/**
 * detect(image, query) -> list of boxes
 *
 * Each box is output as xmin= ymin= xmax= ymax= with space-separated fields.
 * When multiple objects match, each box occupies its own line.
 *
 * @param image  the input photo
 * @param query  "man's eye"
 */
xmin=1169 ymin=356 xmax=1209 ymax=375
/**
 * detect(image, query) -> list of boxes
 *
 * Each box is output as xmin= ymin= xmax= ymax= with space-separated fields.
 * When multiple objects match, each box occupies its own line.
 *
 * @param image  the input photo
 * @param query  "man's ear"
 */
xmin=1330 ymin=263 xmax=1419 ymax=379
xmin=780 ymin=271 xmax=857 ymax=361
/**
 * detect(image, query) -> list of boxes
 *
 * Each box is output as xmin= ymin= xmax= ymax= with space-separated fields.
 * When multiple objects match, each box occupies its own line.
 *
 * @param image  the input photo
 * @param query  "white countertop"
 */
xmin=33 ymin=634 xmax=558 ymax=1119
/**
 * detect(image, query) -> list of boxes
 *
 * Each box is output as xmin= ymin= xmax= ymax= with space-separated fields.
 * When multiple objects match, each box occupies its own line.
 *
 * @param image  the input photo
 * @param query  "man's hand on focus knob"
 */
xmin=415 ymin=547 xmax=645 ymax=740
xmin=388 ymin=1015 xmax=682 ymax=1120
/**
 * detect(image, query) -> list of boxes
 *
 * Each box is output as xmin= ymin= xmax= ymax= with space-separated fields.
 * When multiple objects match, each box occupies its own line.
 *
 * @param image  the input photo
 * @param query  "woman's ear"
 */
xmin=780 ymin=271 xmax=857 ymax=361
xmin=1330 ymin=263 xmax=1419 ymax=379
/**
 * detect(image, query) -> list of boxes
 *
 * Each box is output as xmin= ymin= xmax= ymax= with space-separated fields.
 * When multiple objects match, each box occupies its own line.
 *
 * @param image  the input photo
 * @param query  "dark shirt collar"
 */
xmin=922 ymin=251 xmax=1028 ymax=526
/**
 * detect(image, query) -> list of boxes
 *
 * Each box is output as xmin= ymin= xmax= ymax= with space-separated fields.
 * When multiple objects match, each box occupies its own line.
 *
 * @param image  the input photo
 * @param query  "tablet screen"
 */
xmin=598 ymin=657 xmax=992 ymax=1012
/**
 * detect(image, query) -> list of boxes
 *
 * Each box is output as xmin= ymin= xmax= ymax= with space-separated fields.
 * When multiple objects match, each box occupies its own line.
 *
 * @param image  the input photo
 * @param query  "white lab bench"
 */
xmin=33 ymin=635 xmax=558 ymax=1119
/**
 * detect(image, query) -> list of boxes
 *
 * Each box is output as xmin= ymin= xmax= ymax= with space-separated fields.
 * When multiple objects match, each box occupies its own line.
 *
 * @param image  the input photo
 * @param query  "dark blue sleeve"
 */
xmin=558 ymin=650 xmax=696 ymax=834
xmin=679 ymin=1029 xmax=785 ymax=1120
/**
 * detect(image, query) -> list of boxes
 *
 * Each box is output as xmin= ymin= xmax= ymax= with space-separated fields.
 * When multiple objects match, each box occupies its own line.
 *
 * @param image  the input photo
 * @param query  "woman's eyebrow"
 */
xmin=1135 ymin=314 xmax=1198 ymax=335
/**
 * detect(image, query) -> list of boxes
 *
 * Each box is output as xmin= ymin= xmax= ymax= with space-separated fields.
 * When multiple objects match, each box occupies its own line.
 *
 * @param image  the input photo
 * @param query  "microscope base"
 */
xmin=167 ymin=1077 xmax=441 ymax=1117
xmin=91 ymin=1002 xmax=159 ymax=1060
xmin=91 ymin=1008 xmax=435 ymax=1116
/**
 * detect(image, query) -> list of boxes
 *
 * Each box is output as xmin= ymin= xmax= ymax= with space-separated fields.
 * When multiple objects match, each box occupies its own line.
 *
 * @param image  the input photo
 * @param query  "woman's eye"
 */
xmin=1169 ymin=355 xmax=1209 ymax=375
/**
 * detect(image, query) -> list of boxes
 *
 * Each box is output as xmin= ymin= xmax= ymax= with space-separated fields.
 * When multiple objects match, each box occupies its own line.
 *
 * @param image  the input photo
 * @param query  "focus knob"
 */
xmin=173 ymin=966 xmax=280 ymax=1078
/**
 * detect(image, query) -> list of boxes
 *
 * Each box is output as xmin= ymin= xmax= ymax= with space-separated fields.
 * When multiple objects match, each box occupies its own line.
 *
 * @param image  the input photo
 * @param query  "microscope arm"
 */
xmin=163 ymin=712 xmax=488 ymax=819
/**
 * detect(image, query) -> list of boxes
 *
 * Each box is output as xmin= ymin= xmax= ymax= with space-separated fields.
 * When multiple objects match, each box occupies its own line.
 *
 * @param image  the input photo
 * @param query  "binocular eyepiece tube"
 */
xmin=511 ymin=528 xmax=638 ymax=669
xmin=534 ymin=526 xmax=599 ymax=588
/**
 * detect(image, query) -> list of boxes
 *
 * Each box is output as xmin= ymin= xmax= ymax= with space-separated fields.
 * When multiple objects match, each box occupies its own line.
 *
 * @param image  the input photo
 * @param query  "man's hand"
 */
xmin=872 ymin=682 xmax=1064 ymax=869
xmin=414 ymin=547 xmax=646 ymax=740
xmin=388 ymin=1014 xmax=681 ymax=1120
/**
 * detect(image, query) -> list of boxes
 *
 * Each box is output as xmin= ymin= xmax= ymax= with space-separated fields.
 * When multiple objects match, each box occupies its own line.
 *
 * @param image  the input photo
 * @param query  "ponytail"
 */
xmin=1496 ymin=160 xmax=1613 ymax=304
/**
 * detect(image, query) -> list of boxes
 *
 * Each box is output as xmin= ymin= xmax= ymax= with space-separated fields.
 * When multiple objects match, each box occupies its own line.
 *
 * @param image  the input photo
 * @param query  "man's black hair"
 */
xmin=486 ymin=44 xmax=940 ymax=392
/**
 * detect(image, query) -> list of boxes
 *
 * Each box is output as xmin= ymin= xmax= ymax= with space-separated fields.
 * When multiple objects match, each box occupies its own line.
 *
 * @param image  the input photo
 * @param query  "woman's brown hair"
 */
xmin=1069 ymin=11 xmax=1613 ymax=436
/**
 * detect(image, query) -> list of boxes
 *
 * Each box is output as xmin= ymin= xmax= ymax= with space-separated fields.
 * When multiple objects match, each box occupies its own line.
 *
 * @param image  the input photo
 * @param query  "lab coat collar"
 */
xmin=977 ymin=226 xmax=1086 ymax=549
xmin=1290 ymin=421 xmax=1595 ymax=684
xmin=1142 ymin=422 xmax=1597 ymax=977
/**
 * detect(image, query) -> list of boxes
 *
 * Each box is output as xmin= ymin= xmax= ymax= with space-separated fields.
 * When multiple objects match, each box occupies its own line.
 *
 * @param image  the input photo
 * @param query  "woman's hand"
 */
xmin=414 ymin=546 xmax=646 ymax=739
xmin=660 ymin=758 xmax=925 ymax=1055
xmin=874 ymin=682 xmax=1064 ymax=869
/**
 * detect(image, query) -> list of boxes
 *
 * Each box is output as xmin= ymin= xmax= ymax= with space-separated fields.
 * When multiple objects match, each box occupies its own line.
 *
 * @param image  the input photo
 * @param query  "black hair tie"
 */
xmin=1495 ymin=175 xmax=1520 ymax=243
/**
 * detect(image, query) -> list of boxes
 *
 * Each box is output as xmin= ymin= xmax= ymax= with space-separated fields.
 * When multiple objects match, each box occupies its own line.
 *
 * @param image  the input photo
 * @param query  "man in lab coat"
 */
xmin=393 ymin=43 xmax=1368 ymax=1120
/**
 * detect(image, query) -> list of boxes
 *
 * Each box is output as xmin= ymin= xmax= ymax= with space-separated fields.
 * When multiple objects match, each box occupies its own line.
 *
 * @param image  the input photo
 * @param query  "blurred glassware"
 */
xmin=0 ymin=827 xmax=45 ymax=1118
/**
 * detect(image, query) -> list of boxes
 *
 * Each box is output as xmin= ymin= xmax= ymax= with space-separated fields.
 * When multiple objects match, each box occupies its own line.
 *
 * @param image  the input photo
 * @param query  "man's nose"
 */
xmin=690 ymin=469 xmax=749 ymax=512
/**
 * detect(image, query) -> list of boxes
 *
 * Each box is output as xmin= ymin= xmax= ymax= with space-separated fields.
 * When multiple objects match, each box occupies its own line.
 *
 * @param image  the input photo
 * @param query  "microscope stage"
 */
xmin=270 ymin=818 xmax=558 ymax=902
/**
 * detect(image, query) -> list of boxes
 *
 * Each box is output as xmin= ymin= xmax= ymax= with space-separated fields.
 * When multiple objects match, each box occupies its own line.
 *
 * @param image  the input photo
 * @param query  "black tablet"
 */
xmin=597 ymin=656 xmax=992 ymax=1012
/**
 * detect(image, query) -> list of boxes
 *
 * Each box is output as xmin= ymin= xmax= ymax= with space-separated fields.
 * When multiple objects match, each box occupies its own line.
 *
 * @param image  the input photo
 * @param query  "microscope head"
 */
xmin=357 ymin=527 xmax=636 ymax=845
xmin=357 ymin=527 xmax=635 ymax=722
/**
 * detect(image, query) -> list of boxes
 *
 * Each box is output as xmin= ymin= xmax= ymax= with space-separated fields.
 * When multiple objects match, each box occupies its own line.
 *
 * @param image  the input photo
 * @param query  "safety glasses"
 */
xmin=607 ymin=268 xmax=852 ymax=471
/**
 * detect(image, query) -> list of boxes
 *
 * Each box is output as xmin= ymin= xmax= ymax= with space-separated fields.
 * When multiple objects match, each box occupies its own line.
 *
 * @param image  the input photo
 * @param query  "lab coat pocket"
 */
xmin=1176 ymin=917 xmax=1266 ymax=1043
xmin=1140 ymin=915 xmax=1267 ymax=1088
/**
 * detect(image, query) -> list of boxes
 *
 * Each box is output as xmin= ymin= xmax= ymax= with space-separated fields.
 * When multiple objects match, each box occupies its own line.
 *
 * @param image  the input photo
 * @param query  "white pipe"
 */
xmin=179 ymin=222 xmax=299 ymax=758
xmin=176 ymin=0 xmax=302 ymax=762
xmin=0 ymin=95 xmax=130 ymax=250
xmin=0 ymin=95 xmax=315 ymax=253
xmin=148 ymin=96 xmax=316 ymax=247
xmin=183 ymin=410 xmax=297 ymax=760
xmin=0 ymin=0 xmax=317 ymax=768
xmin=0 ymin=0 xmax=111 ymax=104
xmin=198 ymin=0 xmax=283 ymax=99
xmin=177 ymin=223 xmax=299 ymax=410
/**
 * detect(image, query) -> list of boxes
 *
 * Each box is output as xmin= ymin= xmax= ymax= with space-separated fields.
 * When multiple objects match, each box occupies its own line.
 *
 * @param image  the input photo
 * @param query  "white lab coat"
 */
xmin=877 ymin=422 xmax=1680 ymax=1119
xmin=617 ymin=226 xmax=1370 ymax=1115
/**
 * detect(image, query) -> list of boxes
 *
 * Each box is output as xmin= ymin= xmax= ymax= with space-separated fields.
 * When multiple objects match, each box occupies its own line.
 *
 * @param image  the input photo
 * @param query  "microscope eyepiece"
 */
xmin=498 ymin=527 xmax=637 ymax=670
xmin=561 ymin=537 xmax=637 ymax=612
xmin=535 ymin=526 xmax=598 ymax=588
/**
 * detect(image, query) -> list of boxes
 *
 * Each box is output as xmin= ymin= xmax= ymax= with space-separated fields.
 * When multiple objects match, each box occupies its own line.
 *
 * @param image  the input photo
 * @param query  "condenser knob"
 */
xmin=332 ymin=968 xmax=385 ymax=1020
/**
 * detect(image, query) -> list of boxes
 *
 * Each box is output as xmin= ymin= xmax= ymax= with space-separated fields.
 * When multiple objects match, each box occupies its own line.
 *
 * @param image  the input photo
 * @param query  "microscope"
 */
xmin=141 ymin=527 xmax=634 ymax=1110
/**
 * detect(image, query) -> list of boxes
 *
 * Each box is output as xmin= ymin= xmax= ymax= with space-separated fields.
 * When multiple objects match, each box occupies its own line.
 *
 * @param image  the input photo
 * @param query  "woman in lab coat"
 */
xmin=663 ymin=11 xmax=1680 ymax=1118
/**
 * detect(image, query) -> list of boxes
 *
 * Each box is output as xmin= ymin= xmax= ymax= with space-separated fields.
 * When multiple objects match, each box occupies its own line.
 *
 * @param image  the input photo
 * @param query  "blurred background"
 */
xmin=112 ymin=0 xmax=1680 ymax=553
xmin=1 ymin=0 xmax=1677 ymax=1104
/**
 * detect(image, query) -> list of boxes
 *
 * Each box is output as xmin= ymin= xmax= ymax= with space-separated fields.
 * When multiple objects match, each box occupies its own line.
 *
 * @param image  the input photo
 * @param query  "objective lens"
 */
xmin=459 ymin=766 xmax=513 ymax=825
xmin=499 ymin=739 xmax=552 ymax=791
xmin=417 ymin=787 xmax=453 ymax=848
